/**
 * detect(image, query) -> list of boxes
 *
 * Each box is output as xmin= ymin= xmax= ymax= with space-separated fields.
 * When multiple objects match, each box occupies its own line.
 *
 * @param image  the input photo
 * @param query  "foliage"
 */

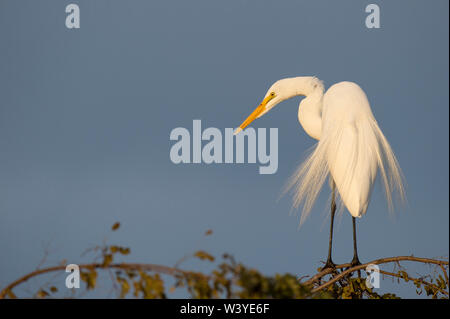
xmin=0 ymin=223 xmax=447 ymax=299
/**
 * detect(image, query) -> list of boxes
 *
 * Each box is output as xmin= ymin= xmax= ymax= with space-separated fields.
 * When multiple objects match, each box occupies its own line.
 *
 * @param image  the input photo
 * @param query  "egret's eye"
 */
xmin=270 ymin=92 xmax=275 ymax=97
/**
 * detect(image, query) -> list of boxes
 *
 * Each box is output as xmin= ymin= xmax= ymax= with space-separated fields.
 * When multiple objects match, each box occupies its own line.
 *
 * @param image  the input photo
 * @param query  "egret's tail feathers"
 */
xmin=284 ymin=137 xmax=331 ymax=225
xmin=370 ymin=120 xmax=406 ymax=211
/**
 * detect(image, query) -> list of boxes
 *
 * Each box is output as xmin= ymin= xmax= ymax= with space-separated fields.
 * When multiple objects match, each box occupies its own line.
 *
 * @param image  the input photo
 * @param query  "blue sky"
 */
xmin=0 ymin=0 xmax=448 ymax=298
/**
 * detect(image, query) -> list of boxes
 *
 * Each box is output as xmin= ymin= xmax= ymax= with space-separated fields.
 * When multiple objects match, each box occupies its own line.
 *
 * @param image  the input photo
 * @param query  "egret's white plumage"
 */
xmin=235 ymin=76 xmax=405 ymax=224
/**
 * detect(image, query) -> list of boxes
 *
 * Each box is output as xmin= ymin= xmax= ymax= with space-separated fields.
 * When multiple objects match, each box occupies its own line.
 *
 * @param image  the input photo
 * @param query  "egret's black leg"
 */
xmin=351 ymin=217 xmax=361 ymax=267
xmin=350 ymin=217 xmax=362 ymax=277
xmin=322 ymin=181 xmax=336 ymax=270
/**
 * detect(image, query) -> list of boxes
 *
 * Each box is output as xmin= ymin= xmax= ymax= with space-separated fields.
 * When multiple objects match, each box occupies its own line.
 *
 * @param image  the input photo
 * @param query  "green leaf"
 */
xmin=81 ymin=270 xmax=98 ymax=290
xmin=194 ymin=251 xmax=215 ymax=262
xmin=119 ymin=247 xmax=130 ymax=255
xmin=117 ymin=277 xmax=130 ymax=298
xmin=205 ymin=229 xmax=213 ymax=236
xmin=103 ymin=254 xmax=113 ymax=266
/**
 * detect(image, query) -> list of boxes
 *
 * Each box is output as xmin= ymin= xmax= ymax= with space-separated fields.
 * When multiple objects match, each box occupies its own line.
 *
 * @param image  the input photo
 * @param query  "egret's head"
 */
xmin=234 ymin=77 xmax=322 ymax=134
xmin=234 ymin=80 xmax=288 ymax=135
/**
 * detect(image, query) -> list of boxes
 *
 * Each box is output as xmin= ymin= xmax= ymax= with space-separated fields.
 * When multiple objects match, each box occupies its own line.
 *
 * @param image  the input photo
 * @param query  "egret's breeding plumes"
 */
xmin=234 ymin=76 xmax=405 ymax=268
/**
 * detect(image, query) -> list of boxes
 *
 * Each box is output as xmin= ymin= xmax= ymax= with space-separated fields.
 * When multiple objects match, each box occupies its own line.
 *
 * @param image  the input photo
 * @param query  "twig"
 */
xmin=377 ymin=269 xmax=448 ymax=296
xmin=439 ymin=264 xmax=449 ymax=285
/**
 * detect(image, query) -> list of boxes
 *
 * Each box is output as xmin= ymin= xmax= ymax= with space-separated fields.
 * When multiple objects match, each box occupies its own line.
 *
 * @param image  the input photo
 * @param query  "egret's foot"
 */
xmin=350 ymin=256 xmax=362 ymax=277
xmin=321 ymin=259 xmax=336 ymax=271
xmin=350 ymin=256 xmax=361 ymax=268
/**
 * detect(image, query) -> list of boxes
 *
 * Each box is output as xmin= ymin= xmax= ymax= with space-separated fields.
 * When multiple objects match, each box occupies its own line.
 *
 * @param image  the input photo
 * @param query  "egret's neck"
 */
xmin=292 ymin=77 xmax=324 ymax=140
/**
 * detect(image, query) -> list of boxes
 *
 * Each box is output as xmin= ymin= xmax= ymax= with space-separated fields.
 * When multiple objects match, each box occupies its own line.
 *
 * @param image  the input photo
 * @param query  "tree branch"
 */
xmin=304 ymin=256 xmax=448 ymax=287
xmin=309 ymin=256 xmax=448 ymax=293
xmin=0 ymin=263 xmax=185 ymax=299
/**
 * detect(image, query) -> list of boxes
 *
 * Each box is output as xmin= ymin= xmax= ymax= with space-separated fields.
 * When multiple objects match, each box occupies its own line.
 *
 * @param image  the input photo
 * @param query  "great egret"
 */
xmin=234 ymin=76 xmax=405 ymax=269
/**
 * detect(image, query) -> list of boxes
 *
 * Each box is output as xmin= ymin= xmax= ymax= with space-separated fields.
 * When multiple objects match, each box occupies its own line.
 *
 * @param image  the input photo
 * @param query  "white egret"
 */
xmin=234 ymin=76 xmax=405 ymax=268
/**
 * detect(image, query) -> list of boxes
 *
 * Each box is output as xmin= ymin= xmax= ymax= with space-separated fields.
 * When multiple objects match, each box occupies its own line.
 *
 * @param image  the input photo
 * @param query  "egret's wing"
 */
xmin=284 ymin=119 xmax=376 ymax=223
xmin=326 ymin=121 xmax=378 ymax=217
xmin=285 ymin=82 xmax=405 ymax=224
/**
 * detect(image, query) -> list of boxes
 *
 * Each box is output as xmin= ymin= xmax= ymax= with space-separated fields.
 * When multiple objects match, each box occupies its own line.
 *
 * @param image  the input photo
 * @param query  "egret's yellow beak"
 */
xmin=234 ymin=94 xmax=275 ymax=135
